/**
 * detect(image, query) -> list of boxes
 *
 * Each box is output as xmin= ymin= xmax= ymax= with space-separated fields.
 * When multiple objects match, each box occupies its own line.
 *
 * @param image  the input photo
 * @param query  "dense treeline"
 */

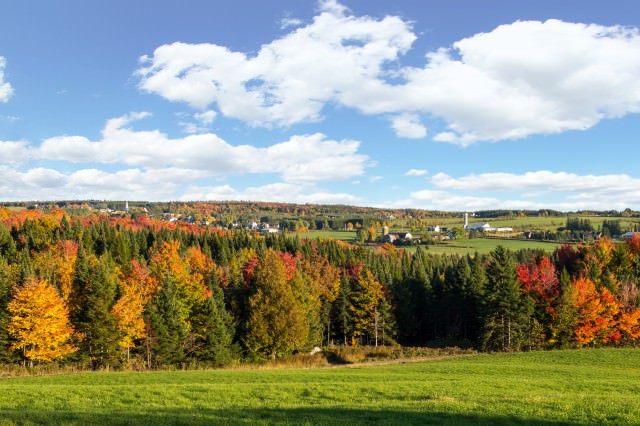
xmin=0 ymin=208 xmax=639 ymax=369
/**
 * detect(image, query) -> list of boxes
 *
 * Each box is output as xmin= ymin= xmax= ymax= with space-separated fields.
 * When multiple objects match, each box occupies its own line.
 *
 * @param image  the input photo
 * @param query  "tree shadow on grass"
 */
xmin=0 ymin=407 xmax=581 ymax=425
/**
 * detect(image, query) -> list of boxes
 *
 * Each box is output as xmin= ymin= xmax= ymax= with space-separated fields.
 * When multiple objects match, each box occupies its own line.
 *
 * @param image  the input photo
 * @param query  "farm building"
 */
xmin=467 ymin=223 xmax=492 ymax=231
xmin=466 ymin=223 xmax=513 ymax=233
xmin=382 ymin=232 xmax=412 ymax=243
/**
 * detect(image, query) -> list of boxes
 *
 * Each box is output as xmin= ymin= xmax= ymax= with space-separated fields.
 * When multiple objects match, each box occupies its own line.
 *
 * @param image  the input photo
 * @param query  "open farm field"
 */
xmin=485 ymin=216 xmax=640 ymax=231
xmin=406 ymin=238 xmax=565 ymax=255
xmin=0 ymin=349 xmax=638 ymax=425
xmin=294 ymin=230 xmax=357 ymax=242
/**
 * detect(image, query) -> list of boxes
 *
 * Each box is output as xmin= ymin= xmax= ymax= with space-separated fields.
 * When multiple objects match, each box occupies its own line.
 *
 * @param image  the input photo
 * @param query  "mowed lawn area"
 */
xmin=0 ymin=349 xmax=638 ymax=425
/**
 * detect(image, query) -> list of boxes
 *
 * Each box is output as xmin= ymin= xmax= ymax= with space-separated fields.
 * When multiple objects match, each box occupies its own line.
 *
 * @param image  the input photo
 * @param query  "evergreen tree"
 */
xmin=0 ymin=256 xmax=19 ymax=363
xmin=78 ymin=256 xmax=120 ymax=369
xmin=189 ymin=278 xmax=235 ymax=367
xmin=333 ymin=273 xmax=352 ymax=345
xmin=482 ymin=246 xmax=533 ymax=351
xmin=552 ymin=268 xmax=578 ymax=346
xmin=466 ymin=253 xmax=486 ymax=341
xmin=145 ymin=274 xmax=188 ymax=367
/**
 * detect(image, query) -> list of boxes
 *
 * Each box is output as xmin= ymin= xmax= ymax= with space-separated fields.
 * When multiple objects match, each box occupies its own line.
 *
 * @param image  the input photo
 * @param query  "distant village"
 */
xmin=15 ymin=200 xmax=640 ymax=244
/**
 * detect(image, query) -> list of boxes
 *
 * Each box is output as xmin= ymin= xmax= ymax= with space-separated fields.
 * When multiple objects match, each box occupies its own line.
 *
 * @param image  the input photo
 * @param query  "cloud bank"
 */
xmin=0 ymin=112 xmax=369 ymax=202
xmin=394 ymin=171 xmax=640 ymax=211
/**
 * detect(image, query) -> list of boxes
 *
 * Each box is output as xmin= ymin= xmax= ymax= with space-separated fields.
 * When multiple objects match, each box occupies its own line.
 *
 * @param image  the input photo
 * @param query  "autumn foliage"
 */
xmin=0 ymin=207 xmax=639 ymax=370
xmin=7 ymin=278 xmax=77 ymax=365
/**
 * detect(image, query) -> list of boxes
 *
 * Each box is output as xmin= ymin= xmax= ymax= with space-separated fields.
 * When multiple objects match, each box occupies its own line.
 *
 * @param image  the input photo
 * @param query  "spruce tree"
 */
xmin=145 ymin=274 xmax=188 ymax=367
xmin=482 ymin=246 xmax=533 ymax=351
xmin=79 ymin=256 xmax=120 ymax=369
xmin=190 ymin=278 xmax=235 ymax=367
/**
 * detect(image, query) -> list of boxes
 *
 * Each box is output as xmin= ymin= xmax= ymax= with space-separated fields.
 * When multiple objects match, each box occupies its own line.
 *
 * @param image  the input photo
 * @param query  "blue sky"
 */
xmin=1 ymin=0 xmax=640 ymax=211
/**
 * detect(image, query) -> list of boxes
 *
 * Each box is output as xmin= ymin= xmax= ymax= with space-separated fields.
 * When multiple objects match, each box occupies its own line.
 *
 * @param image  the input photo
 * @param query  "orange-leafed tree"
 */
xmin=111 ymin=273 xmax=146 ymax=361
xmin=150 ymin=241 xmax=209 ymax=317
xmin=571 ymin=277 xmax=620 ymax=346
xmin=7 ymin=278 xmax=77 ymax=366
xmin=617 ymin=280 xmax=640 ymax=345
xmin=49 ymin=240 xmax=78 ymax=304
xmin=618 ymin=309 xmax=640 ymax=345
xmin=112 ymin=259 xmax=158 ymax=361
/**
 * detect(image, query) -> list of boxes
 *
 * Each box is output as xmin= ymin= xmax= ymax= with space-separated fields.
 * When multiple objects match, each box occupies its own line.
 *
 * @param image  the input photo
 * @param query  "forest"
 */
xmin=0 ymin=206 xmax=639 ymax=369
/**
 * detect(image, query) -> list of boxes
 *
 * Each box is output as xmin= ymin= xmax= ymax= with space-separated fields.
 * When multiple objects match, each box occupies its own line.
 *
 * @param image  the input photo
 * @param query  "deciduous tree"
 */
xmin=7 ymin=278 xmax=77 ymax=366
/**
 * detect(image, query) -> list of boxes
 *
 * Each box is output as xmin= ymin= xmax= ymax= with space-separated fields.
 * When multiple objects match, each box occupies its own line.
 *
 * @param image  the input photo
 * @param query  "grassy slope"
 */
xmin=0 ymin=349 xmax=638 ymax=425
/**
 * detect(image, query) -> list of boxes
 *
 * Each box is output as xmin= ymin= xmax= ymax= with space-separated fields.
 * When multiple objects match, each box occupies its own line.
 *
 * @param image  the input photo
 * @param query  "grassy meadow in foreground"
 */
xmin=0 ymin=349 xmax=638 ymax=425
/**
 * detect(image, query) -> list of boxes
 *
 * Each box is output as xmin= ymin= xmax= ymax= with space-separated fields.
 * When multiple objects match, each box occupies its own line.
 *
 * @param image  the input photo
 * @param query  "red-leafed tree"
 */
xmin=517 ymin=255 xmax=560 ymax=347
xmin=517 ymin=256 xmax=560 ymax=301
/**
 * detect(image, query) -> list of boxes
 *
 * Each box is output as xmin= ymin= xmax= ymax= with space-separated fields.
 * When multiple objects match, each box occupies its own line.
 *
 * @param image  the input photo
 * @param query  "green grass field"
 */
xmin=294 ymin=230 xmax=357 ymax=242
xmin=0 ymin=349 xmax=638 ymax=425
xmin=415 ymin=238 xmax=566 ymax=255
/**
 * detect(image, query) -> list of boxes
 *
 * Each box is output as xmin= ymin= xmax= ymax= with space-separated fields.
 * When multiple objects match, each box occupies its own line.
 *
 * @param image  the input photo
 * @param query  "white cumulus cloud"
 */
xmin=38 ymin=112 xmax=369 ymax=184
xmin=0 ymin=57 xmax=14 ymax=103
xmin=136 ymin=1 xmax=416 ymax=126
xmin=0 ymin=140 xmax=31 ymax=166
xmin=390 ymin=114 xmax=427 ymax=139
xmin=136 ymin=2 xmax=640 ymax=144
xmin=404 ymin=168 xmax=427 ymax=176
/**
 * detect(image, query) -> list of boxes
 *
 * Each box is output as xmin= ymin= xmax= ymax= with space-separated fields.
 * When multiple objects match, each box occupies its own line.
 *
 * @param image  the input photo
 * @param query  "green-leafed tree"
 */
xmin=244 ymin=249 xmax=309 ymax=359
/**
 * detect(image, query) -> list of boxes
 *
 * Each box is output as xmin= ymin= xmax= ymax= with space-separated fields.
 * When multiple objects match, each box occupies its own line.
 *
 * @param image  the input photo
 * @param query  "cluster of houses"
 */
xmin=245 ymin=221 xmax=281 ymax=234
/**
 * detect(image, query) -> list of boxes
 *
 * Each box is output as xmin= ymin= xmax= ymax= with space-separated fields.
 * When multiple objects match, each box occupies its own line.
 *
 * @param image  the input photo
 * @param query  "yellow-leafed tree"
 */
xmin=7 ymin=278 xmax=77 ymax=366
